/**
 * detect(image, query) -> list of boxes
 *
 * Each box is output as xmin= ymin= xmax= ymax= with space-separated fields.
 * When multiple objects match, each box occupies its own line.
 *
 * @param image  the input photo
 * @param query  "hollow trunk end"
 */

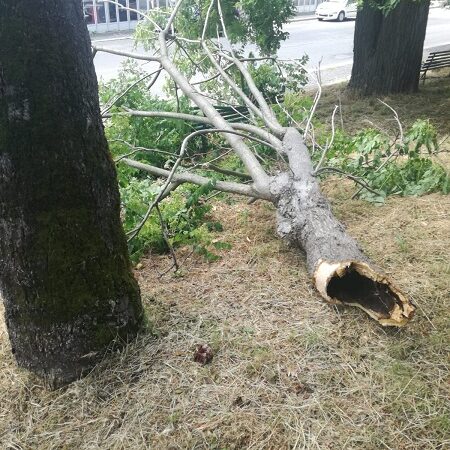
xmin=314 ymin=260 xmax=415 ymax=326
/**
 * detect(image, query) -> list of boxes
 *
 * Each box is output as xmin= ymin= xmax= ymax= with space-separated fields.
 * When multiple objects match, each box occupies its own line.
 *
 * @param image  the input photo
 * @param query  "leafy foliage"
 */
xmin=100 ymin=64 xmax=231 ymax=263
xmin=137 ymin=0 xmax=295 ymax=55
xmin=245 ymin=56 xmax=308 ymax=103
xmin=121 ymin=178 xmax=225 ymax=262
xmin=321 ymin=119 xmax=449 ymax=203
xmin=134 ymin=0 xmax=305 ymax=105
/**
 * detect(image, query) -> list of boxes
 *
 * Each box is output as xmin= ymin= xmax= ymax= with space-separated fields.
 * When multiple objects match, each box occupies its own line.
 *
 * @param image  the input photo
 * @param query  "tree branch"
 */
xmin=122 ymin=158 xmax=273 ymax=201
xmin=107 ymin=0 xmax=162 ymax=31
xmin=106 ymin=109 xmax=282 ymax=151
xmin=215 ymin=0 xmax=283 ymax=136
xmin=314 ymin=105 xmax=339 ymax=173
xmin=101 ymin=66 xmax=162 ymax=115
xmin=92 ymin=46 xmax=161 ymax=62
xmin=315 ymin=167 xmax=381 ymax=197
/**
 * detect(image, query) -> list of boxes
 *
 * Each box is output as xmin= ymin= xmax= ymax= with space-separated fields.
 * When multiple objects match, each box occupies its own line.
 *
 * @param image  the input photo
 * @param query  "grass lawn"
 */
xmin=1 ymin=76 xmax=449 ymax=450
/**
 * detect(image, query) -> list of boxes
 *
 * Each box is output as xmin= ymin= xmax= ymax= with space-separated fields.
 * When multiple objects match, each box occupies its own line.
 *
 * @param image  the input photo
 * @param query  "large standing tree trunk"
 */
xmin=273 ymin=129 xmax=415 ymax=326
xmin=348 ymin=0 xmax=430 ymax=95
xmin=0 ymin=0 xmax=143 ymax=387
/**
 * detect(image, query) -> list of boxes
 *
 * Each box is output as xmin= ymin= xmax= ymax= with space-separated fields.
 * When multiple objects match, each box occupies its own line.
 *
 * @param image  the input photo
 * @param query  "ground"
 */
xmin=1 ymin=78 xmax=449 ymax=449
xmin=315 ymin=69 xmax=450 ymax=139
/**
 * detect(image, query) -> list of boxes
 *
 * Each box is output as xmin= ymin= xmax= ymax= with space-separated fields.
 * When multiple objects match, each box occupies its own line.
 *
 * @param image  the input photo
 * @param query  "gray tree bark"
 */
xmin=272 ymin=129 xmax=415 ymax=326
xmin=0 ymin=0 xmax=143 ymax=387
xmin=349 ymin=0 xmax=430 ymax=95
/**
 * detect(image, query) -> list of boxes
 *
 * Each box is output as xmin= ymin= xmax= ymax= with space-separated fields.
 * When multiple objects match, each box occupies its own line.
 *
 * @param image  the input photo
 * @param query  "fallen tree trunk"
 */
xmin=124 ymin=129 xmax=416 ymax=326
xmin=271 ymin=129 xmax=415 ymax=326
xmin=97 ymin=0 xmax=416 ymax=326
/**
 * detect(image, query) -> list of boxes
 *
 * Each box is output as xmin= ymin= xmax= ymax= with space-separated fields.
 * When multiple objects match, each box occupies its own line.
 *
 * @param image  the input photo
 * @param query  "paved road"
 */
xmin=93 ymin=8 xmax=450 ymax=86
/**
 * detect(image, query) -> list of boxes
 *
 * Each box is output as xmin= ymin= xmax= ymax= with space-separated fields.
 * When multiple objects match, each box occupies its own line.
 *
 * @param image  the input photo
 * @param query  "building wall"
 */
xmin=82 ymin=0 xmax=169 ymax=33
xmin=294 ymin=0 xmax=323 ymax=14
xmin=83 ymin=0 xmax=322 ymax=34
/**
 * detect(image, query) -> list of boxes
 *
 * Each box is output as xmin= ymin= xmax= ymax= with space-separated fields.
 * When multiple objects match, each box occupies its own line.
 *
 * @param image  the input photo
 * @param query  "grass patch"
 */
xmin=1 ymin=80 xmax=449 ymax=449
xmin=315 ymin=71 xmax=450 ymax=139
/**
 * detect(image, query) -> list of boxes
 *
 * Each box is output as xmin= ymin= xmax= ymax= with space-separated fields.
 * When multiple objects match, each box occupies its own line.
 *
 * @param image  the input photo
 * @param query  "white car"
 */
xmin=315 ymin=0 xmax=357 ymax=22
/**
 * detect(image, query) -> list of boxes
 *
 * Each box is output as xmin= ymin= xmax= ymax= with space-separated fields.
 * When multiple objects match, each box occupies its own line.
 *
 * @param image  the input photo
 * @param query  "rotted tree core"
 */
xmin=314 ymin=261 xmax=415 ymax=326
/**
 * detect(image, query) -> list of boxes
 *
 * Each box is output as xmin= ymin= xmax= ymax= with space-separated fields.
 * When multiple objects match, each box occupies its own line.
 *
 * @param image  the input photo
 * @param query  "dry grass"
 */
xmin=1 ymin=187 xmax=449 ymax=450
xmin=1 ymin=79 xmax=450 ymax=449
xmin=315 ymin=71 xmax=450 ymax=139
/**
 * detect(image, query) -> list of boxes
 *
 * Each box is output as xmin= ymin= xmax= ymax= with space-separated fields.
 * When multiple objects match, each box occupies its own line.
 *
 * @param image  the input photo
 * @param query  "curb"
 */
xmin=289 ymin=14 xmax=317 ymax=22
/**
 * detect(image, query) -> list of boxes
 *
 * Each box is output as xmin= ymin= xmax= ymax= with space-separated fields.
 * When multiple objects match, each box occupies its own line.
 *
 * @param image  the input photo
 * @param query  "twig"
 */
xmin=101 ymin=67 xmax=162 ymax=116
xmin=275 ymin=96 xmax=301 ymax=128
xmin=121 ymin=158 xmax=272 ymax=200
xmin=92 ymin=46 xmax=161 ymax=62
xmin=155 ymin=204 xmax=179 ymax=275
xmin=304 ymin=68 xmax=322 ymax=139
xmin=107 ymin=109 xmax=281 ymax=149
xmin=338 ymin=95 xmax=344 ymax=131
xmin=315 ymin=167 xmax=381 ymax=197
xmin=201 ymin=41 xmax=268 ymax=125
xmin=110 ymin=139 xmax=175 ymax=157
xmin=215 ymin=0 xmax=284 ymax=136
xmin=201 ymin=164 xmax=251 ymax=180
xmin=106 ymin=0 xmax=162 ymax=31
xmin=314 ymin=105 xmax=338 ymax=173
xmin=378 ymin=99 xmax=404 ymax=143
xmin=126 ymin=126 xmax=196 ymax=242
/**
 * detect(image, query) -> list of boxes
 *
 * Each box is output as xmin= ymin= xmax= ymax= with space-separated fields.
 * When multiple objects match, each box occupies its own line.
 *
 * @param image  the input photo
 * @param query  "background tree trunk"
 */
xmin=0 ymin=0 xmax=143 ymax=387
xmin=348 ymin=0 xmax=430 ymax=95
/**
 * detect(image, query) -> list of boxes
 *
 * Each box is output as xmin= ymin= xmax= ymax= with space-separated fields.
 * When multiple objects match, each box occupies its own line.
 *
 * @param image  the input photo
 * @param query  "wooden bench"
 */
xmin=420 ymin=50 xmax=450 ymax=82
xmin=189 ymin=105 xmax=251 ymax=152
xmin=190 ymin=105 xmax=251 ymax=128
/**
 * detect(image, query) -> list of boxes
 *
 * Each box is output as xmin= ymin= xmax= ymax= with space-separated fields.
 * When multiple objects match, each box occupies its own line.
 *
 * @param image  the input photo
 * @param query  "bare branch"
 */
xmin=314 ymin=105 xmax=339 ymax=173
xmin=155 ymin=204 xmax=179 ymax=274
xmin=122 ymin=158 xmax=273 ymax=200
xmin=202 ymin=0 xmax=216 ymax=41
xmin=275 ymin=96 xmax=301 ymax=128
xmin=304 ymin=69 xmax=322 ymax=139
xmin=126 ymin=119 xmax=195 ymax=241
xmin=107 ymin=0 xmax=162 ymax=31
xmin=106 ymin=109 xmax=282 ymax=150
xmin=201 ymin=41 xmax=269 ymax=125
xmin=315 ymin=166 xmax=381 ymax=197
xmin=177 ymin=127 xmax=278 ymax=152
xmin=201 ymin=164 xmax=252 ymax=180
xmin=101 ymin=66 xmax=162 ymax=115
xmin=378 ymin=99 xmax=404 ymax=144
xmin=215 ymin=0 xmax=283 ymax=135
xmin=92 ymin=46 xmax=161 ymax=62
xmin=110 ymin=139 xmax=176 ymax=158
xmin=191 ymin=62 xmax=234 ymax=85
xmin=164 ymin=0 xmax=185 ymax=33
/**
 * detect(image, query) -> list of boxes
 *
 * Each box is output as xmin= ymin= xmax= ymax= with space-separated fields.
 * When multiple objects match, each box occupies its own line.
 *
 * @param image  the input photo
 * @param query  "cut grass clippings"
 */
xmin=1 ymin=188 xmax=449 ymax=450
xmin=1 ymin=77 xmax=450 ymax=450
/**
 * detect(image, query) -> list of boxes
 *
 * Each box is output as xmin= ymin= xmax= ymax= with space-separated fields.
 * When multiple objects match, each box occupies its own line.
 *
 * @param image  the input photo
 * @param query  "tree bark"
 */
xmin=0 ymin=0 xmax=143 ymax=387
xmin=348 ymin=0 xmax=430 ymax=95
xmin=272 ymin=129 xmax=415 ymax=326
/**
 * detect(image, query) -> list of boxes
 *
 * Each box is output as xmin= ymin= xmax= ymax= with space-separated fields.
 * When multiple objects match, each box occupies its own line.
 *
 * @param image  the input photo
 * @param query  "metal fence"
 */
xmin=82 ymin=0 xmax=170 ymax=33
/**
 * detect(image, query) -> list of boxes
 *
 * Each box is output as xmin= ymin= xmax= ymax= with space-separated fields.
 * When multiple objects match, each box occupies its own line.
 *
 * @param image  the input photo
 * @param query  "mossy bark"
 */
xmin=349 ymin=0 xmax=430 ymax=95
xmin=0 ymin=0 xmax=143 ymax=387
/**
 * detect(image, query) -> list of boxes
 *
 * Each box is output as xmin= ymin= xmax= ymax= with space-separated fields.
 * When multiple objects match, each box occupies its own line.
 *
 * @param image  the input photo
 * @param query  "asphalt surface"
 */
xmin=92 ymin=8 xmax=450 ymax=86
